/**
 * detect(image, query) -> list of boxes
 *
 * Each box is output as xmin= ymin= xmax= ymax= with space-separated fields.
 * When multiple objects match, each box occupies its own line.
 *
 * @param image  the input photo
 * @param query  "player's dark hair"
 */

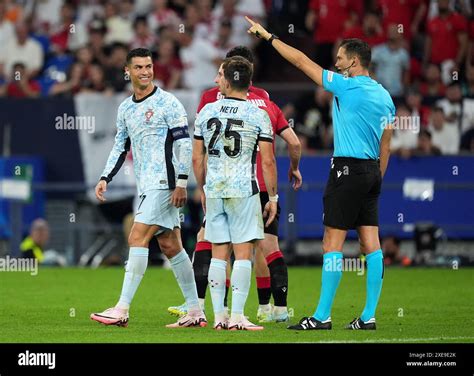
xmin=339 ymin=38 xmax=371 ymax=69
xmin=225 ymin=46 xmax=254 ymax=64
xmin=126 ymin=48 xmax=152 ymax=65
xmin=222 ymin=56 xmax=253 ymax=91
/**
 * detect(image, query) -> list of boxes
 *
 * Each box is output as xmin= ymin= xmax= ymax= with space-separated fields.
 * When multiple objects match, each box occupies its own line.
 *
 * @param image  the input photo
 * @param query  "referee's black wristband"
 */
xmin=268 ymin=33 xmax=279 ymax=44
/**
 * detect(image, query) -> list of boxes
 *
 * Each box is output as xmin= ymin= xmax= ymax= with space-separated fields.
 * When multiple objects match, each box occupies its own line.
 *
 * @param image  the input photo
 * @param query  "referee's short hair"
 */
xmin=222 ymin=56 xmax=253 ymax=91
xmin=339 ymin=38 xmax=371 ymax=69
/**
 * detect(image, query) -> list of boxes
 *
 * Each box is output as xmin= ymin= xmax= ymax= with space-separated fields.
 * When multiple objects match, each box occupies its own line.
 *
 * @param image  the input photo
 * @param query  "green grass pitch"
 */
xmin=1 ymin=266 xmax=473 ymax=343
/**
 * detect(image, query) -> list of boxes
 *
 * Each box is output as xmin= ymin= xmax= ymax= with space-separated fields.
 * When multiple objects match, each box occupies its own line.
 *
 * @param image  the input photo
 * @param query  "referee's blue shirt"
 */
xmin=322 ymin=70 xmax=396 ymax=160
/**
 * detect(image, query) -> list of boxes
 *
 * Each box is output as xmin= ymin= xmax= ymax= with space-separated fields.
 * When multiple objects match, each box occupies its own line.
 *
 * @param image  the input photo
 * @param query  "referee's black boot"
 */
xmin=345 ymin=317 xmax=376 ymax=330
xmin=287 ymin=316 xmax=332 ymax=330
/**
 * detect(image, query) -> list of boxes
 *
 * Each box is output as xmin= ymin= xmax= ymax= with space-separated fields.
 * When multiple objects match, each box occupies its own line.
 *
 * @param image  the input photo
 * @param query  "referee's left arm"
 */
xmin=246 ymin=17 xmax=323 ymax=86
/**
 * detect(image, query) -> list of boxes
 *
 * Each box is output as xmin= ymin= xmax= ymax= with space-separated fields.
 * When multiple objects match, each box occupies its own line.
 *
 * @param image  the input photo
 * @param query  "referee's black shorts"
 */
xmin=259 ymin=191 xmax=281 ymax=236
xmin=323 ymin=157 xmax=382 ymax=230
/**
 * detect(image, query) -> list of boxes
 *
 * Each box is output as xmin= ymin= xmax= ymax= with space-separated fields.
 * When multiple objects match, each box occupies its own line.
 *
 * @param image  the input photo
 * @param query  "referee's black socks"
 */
xmin=266 ymin=251 xmax=288 ymax=307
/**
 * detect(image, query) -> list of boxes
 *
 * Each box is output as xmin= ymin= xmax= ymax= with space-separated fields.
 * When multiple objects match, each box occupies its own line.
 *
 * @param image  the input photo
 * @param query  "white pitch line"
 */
xmin=296 ymin=337 xmax=474 ymax=344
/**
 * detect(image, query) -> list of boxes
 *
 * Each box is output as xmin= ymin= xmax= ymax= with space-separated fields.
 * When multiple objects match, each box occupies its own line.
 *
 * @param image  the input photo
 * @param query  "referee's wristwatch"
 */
xmin=267 ymin=33 xmax=279 ymax=44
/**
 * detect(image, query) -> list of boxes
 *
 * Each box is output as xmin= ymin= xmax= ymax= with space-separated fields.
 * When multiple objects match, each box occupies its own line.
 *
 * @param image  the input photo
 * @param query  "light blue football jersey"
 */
xmin=194 ymin=97 xmax=273 ymax=198
xmin=322 ymin=70 xmax=396 ymax=160
xmin=101 ymin=86 xmax=192 ymax=194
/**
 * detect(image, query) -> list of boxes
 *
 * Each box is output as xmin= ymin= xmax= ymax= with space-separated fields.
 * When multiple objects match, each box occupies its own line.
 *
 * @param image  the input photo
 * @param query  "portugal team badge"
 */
xmin=145 ymin=109 xmax=154 ymax=122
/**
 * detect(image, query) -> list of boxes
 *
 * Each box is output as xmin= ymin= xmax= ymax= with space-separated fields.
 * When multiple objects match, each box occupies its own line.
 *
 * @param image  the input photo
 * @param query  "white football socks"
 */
xmin=117 ymin=247 xmax=149 ymax=310
xmin=209 ymin=258 xmax=227 ymax=316
xmin=169 ymin=249 xmax=201 ymax=313
xmin=230 ymin=259 xmax=252 ymax=319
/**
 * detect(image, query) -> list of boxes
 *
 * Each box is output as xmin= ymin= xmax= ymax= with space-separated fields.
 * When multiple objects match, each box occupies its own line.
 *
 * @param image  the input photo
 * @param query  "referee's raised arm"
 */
xmin=249 ymin=15 xmax=397 ymax=332
xmin=246 ymin=16 xmax=323 ymax=86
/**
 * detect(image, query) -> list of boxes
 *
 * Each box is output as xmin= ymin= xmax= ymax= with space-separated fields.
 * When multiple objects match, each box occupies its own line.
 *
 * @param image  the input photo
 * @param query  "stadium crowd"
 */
xmin=0 ymin=0 xmax=473 ymax=154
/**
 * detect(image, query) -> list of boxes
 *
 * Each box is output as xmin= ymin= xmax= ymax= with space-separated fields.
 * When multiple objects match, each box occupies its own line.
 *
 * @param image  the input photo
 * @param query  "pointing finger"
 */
xmin=245 ymin=16 xmax=256 ymax=26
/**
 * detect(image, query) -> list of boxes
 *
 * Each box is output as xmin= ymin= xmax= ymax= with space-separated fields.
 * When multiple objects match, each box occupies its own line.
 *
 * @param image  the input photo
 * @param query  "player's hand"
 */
xmin=200 ymin=190 xmax=206 ymax=214
xmin=245 ymin=16 xmax=271 ymax=41
xmin=171 ymin=187 xmax=187 ymax=208
xmin=263 ymin=201 xmax=277 ymax=228
xmin=95 ymin=180 xmax=107 ymax=202
xmin=288 ymin=168 xmax=302 ymax=191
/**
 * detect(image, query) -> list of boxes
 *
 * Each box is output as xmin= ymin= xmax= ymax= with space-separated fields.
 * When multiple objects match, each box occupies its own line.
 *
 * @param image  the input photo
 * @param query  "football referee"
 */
xmin=246 ymin=17 xmax=395 ymax=330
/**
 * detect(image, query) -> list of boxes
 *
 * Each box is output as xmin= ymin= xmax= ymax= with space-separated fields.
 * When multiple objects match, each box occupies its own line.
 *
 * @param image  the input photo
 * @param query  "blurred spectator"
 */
xmin=153 ymin=38 xmax=182 ymax=90
xmin=376 ymin=0 xmax=427 ymax=42
xmin=462 ymin=64 xmax=474 ymax=98
xmin=412 ymin=129 xmax=442 ymax=156
xmin=147 ymin=0 xmax=181 ymax=34
xmin=81 ymin=63 xmax=113 ymax=94
xmin=24 ymin=0 xmax=63 ymax=35
xmin=77 ymin=0 xmax=105 ymax=28
xmin=49 ymin=46 xmax=96 ymax=96
xmin=3 ymin=0 xmax=23 ymax=23
xmin=177 ymin=28 xmax=220 ymax=91
xmin=104 ymin=0 xmax=135 ymax=45
xmin=75 ymin=45 xmax=96 ymax=79
xmin=0 ymin=1 xmax=14 ymax=57
xmin=88 ymin=18 xmax=109 ymax=67
xmin=406 ymin=89 xmax=431 ymax=126
xmin=425 ymin=0 xmax=468 ymax=72
xmin=372 ymin=23 xmax=410 ymax=97
xmin=5 ymin=62 xmax=40 ymax=98
xmin=0 ymin=22 xmax=44 ymax=78
xmin=196 ymin=0 xmax=214 ymax=24
xmin=427 ymin=0 xmax=472 ymax=19
xmin=390 ymin=104 xmax=419 ymax=157
xmin=39 ymin=45 xmax=75 ymax=96
xmin=428 ymin=106 xmax=460 ymax=154
xmin=183 ymin=3 xmax=210 ymax=40
xmin=306 ymin=0 xmax=359 ymax=69
xmin=235 ymin=0 xmax=266 ymax=19
xmin=283 ymin=87 xmax=333 ymax=153
xmin=49 ymin=61 xmax=83 ymax=96
xmin=50 ymin=2 xmax=88 ymax=53
xmin=213 ymin=19 xmax=234 ymax=59
xmin=212 ymin=0 xmax=253 ymax=47
xmin=382 ymin=236 xmax=412 ymax=266
xmin=19 ymin=218 xmax=50 ymax=263
xmin=104 ymin=43 xmax=129 ymax=92
xmin=419 ymin=63 xmax=446 ymax=99
xmin=157 ymin=23 xmax=175 ymax=41
xmin=436 ymin=83 xmax=474 ymax=133
xmin=130 ymin=15 xmax=157 ymax=50
xmin=339 ymin=11 xmax=385 ymax=49
xmin=460 ymin=128 xmax=474 ymax=152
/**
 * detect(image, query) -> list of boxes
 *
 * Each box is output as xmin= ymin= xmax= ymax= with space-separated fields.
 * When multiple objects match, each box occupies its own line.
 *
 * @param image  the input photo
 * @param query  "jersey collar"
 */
xmin=132 ymin=85 xmax=158 ymax=103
